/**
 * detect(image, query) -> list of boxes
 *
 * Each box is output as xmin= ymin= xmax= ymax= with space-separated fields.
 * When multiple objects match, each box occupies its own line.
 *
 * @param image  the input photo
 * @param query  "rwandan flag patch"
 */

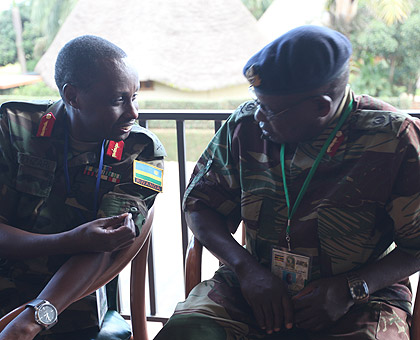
xmin=133 ymin=160 xmax=163 ymax=192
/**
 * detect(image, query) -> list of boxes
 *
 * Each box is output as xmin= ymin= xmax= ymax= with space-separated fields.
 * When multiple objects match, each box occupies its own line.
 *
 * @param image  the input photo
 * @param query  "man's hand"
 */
xmin=68 ymin=213 xmax=137 ymax=253
xmin=292 ymin=276 xmax=353 ymax=332
xmin=237 ymin=262 xmax=293 ymax=334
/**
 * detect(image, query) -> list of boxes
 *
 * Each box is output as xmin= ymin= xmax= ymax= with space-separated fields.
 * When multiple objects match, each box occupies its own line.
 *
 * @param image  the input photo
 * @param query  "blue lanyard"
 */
xmin=63 ymin=120 xmax=105 ymax=218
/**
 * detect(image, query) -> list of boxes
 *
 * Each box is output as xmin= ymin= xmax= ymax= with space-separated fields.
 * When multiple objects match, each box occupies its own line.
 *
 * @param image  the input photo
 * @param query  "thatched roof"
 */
xmin=258 ymin=0 xmax=329 ymax=44
xmin=36 ymin=0 xmax=265 ymax=92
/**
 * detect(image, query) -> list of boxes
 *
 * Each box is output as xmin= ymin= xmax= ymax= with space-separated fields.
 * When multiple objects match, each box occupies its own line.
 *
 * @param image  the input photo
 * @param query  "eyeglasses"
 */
xmin=249 ymin=86 xmax=327 ymax=121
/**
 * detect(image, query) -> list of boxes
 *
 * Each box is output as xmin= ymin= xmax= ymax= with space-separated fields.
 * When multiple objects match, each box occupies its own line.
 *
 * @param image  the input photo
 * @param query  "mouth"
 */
xmin=117 ymin=121 xmax=135 ymax=133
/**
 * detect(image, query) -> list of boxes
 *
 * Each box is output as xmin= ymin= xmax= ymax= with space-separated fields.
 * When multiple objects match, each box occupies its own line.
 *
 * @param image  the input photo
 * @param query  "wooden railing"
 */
xmin=138 ymin=109 xmax=231 ymax=320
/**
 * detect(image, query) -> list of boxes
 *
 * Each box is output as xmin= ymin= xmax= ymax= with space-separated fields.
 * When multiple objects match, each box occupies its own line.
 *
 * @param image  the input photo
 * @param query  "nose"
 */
xmin=126 ymin=100 xmax=139 ymax=120
xmin=254 ymin=106 xmax=267 ymax=123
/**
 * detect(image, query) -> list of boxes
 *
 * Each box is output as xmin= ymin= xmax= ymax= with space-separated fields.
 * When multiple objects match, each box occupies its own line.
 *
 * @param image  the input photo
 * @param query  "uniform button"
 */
xmin=129 ymin=207 xmax=139 ymax=214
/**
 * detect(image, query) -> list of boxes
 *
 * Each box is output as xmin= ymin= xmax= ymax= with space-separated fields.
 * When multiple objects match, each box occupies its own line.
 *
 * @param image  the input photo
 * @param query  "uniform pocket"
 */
xmin=16 ymin=153 xmax=56 ymax=197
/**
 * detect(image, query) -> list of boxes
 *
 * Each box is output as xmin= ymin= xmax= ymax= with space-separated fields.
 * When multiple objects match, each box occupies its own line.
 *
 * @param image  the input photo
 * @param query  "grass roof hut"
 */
xmin=35 ymin=0 xmax=265 ymax=104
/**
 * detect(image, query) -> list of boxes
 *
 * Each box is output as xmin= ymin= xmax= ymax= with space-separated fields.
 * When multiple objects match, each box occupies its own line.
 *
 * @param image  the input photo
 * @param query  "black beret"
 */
xmin=243 ymin=25 xmax=352 ymax=95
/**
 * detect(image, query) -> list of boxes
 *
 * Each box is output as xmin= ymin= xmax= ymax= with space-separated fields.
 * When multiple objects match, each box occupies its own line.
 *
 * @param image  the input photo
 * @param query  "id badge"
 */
xmin=271 ymin=247 xmax=311 ymax=295
xmin=96 ymin=286 xmax=108 ymax=329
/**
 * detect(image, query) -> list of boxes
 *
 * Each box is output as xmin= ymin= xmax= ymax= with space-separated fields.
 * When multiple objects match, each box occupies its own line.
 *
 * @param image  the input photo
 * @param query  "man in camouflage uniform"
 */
xmin=154 ymin=26 xmax=420 ymax=339
xmin=0 ymin=35 xmax=165 ymax=339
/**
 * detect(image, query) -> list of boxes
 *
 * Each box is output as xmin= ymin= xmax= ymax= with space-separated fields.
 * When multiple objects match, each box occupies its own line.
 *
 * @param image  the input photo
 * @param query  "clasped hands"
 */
xmin=238 ymin=265 xmax=353 ymax=335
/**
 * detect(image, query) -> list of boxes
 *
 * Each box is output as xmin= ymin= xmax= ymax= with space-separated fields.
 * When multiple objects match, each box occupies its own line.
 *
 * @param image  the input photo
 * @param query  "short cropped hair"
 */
xmin=322 ymin=64 xmax=350 ymax=101
xmin=54 ymin=35 xmax=127 ymax=94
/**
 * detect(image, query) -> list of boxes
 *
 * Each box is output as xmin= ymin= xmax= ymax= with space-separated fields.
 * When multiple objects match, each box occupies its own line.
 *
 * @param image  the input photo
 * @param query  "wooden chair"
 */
xmin=185 ymin=235 xmax=420 ymax=339
xmin=0 ymin=207 xmax=154 ymax=340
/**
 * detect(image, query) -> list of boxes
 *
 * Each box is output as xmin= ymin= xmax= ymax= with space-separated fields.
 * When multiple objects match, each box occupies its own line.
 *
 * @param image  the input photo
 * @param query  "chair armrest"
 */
xmin=130 ymin=207 xmax=154 ymax=340
xmin=184 ymin=236 xmax=203 ymax=298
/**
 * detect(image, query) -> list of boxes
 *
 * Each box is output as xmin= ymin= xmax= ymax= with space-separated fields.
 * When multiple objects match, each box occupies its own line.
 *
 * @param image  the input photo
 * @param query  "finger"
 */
xmin=124 ymin=214 xmax=137 ymax=234
xmin=282 ymin=295 xmax=294 ymax=330
xmin=107 ymin=224 xmax=136 ymax=240
xmin=272 ymin=300 xmax=282 ymax=332
xmin=252 ymin=304 xmax=266 ymax=331
xmin=100 ymin=214 xmax=129 ymax=228
xmin=261 ymin=302 xmax=274 ymax=334
xmin=103 ymin=228 xmax=136 ymax=251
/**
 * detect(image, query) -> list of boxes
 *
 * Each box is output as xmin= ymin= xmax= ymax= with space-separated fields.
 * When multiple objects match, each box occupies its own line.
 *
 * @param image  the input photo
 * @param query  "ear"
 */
xmin=62 ymin=84 xmax=80 ymax=109
xmin=315 ymin=95 xmax=332 ymax=117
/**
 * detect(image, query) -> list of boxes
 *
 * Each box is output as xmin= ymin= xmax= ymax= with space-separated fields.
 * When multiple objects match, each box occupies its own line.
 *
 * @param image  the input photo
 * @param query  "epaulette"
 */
xmin=351 ymin=109 xmax=410 ymax=135
xmin=230 ymin=100 xmax=258 ymax=124
xmin=130 ymin=124 xmax=166 ymax=158
xmin=0 ymin=100 xmax=54 ymax=115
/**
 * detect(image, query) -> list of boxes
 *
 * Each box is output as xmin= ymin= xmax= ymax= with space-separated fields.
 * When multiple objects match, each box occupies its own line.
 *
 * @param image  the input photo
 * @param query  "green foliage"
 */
xmin=0 ymin=0 xmax=78 ymax=68
xmin=150 ymin=128 xmax=216 ymax=162
xmin=349 ymin=0 xmax=420 ymax=97
xmin=0 ymin=2 xmax=43 ymax=69
xmin=0 ymin=10 xmax=17 ymax=65
xmin=29 ymin=0 xmax=78 ymax=47
xmin=350 ymin=56 xmax=392 ymax=97
xmin=241 ymin=0 xmax=274 ymax=19
xmin=10 ymin=82 xmax=59 ymax=97
xmin=362 ymin=0 xmax=415 ymax=25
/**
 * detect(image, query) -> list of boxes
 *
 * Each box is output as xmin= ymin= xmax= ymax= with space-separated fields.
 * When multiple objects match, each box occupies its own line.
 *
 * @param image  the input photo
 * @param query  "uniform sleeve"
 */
xmin=0 ymin=106 xmax=22 ymax=224
xmin=388 ymin=118 xmax=420 ymax=257
xmin=183 ymin=109 xmax=242 ymax=227
xmin=97 ymin=128 xmax=165 ymax=234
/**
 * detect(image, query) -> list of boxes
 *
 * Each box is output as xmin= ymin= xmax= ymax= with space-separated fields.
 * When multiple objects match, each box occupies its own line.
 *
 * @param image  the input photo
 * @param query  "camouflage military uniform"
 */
xmin=156 ymin=90 xmax=420 ymax=340
xmin=0 ymin=100 xmax=165 ymax=336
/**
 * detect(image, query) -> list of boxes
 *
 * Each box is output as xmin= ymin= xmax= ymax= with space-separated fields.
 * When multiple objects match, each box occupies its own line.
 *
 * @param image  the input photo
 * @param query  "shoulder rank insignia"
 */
xmin=133 ymin=160 xmax=163 ymax=192
xmin=106 ymin=140 xmax=124 ymax=161
xmin=36 ymin=112 xmax=56 ymax=137
xmin=327 ymin=131 xmax=345 ymax=157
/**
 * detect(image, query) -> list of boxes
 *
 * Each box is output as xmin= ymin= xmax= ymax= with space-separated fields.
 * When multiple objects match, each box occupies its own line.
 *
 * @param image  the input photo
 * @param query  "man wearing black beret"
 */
xmin=155 ymin=25 xmax=420 ymax=339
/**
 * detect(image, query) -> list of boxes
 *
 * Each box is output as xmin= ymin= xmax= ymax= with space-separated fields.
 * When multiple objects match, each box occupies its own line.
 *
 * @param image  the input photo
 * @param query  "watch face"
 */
xmin=37 ymin=304 xmax=58 ymax=325
xmin=350 ymin=281 xmax=369 ymax=300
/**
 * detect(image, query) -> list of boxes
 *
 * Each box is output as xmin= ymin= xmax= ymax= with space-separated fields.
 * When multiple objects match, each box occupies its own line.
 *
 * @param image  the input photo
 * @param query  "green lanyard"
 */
xmin=280 ymin=99 xmax=353 ymax=251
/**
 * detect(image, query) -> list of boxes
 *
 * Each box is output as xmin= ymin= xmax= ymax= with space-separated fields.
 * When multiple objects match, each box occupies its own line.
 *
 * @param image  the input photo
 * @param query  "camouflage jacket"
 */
xmin=0 ymin=99 xmax=165 ymax=333
xmin=183 ymin=90 xmax=420 ymax=313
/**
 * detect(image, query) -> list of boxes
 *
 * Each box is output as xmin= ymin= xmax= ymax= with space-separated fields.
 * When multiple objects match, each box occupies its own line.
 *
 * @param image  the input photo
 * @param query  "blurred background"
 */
xmin=1 ymin=0 xmax=420 ymax=162
xmin=1 ymin=0 xmax=419 ymax=335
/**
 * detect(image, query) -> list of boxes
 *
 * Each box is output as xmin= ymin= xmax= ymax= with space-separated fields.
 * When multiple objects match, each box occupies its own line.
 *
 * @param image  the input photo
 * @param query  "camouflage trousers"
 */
xmin=154 ymin=268 xmax=411 ymax=340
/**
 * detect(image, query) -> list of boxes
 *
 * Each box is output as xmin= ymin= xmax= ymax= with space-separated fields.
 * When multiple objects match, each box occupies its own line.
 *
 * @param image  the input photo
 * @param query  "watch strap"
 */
xmin=26 ymin=299 xmax=46 ymax=308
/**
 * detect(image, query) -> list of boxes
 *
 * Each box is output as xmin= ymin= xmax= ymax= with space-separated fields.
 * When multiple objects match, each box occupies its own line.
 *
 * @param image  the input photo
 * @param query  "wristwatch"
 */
xmin=346 ymin=273 xmax=369 ymax=304
xmin=26 ymin=299 xmax=58 ymax=329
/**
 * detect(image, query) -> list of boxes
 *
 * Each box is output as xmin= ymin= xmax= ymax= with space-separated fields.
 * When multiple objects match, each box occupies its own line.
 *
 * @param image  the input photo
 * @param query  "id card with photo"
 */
xmin=271 ymin=248 xmax=311 ymax=295
xmin=96 ymin=286 xmax=108 ymax=330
